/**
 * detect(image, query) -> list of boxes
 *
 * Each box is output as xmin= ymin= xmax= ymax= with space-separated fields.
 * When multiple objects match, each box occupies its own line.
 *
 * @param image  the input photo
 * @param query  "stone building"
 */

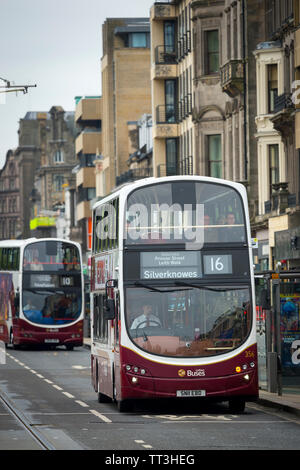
xmin=150 ymin=0 xmax=265 ymax=218
xmin=95 ymin=17 xmax=152 ymax=196
xmin=74 ymin=96 xmax=102 ymax=258
xmin=16 ymin=107 xmax=77 ymax=238
xmin=252 ymin=0 xmax=298 ymax=271
xmin=0 ymin=149 xmax=21 ymax=240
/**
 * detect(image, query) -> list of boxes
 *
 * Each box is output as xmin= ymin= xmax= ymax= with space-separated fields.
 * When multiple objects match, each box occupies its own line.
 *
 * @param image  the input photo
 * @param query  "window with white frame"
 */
xmin=54 ymin=149 xmax=64 ymax=163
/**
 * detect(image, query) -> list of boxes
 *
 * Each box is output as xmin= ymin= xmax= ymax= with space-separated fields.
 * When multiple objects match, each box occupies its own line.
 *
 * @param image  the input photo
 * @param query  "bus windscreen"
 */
xmin=126 ymin=285 xmax=251 ymax=358
xmin=125 ymin=181 xmax=246 ymax=245
xmin=23 ymin=241 xmax=81 ymax=272
xmin=22 ymin=290 xmax=82 ymax=325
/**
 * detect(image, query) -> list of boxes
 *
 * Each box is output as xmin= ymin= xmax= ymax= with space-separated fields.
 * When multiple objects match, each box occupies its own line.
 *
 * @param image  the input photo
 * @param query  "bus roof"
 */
xmin=92 ymin=175 xmax=247 ymax=212
xmin=0 ymin=238 xmax=80 ymax=248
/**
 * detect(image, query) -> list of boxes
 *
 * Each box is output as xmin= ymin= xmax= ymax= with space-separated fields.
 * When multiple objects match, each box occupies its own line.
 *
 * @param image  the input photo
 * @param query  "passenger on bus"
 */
xmin=131 ymin=303 xmax=161 ymax=329
xmin=203 ymin=214 xmax=218 ymax=243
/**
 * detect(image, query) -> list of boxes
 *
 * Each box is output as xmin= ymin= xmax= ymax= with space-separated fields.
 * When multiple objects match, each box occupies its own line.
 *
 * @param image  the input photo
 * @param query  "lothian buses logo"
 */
xmin=95 ymin=202 xmax=205 ymax=249
xmin=178 ymin=368 xmax=206 ymax=377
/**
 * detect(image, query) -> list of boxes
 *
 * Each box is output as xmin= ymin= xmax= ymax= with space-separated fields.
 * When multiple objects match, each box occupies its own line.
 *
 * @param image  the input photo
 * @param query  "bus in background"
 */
xmin=0 ymin=238 xmax=84 ymax=350
xmin=90 ymin=176 xmax=258 ymax=412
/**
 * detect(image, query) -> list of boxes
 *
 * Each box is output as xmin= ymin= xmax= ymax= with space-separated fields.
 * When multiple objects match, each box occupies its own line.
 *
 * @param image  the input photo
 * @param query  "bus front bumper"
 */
xmin=121 ymin=369 xmax=258 ymax=401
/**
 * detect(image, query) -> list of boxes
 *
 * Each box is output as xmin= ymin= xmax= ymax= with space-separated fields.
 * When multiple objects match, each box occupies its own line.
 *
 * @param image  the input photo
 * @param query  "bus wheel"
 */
xmin=9 ymin=330 xmax=19 ymax=350
xmin=117 ymin=399 xmax=130 ymax=412
xmin=228 ymin=398 xmax=245 ymax=414
xmin=66 ymin=345 xmax=74 ymax=351
xmin=98 ymin=392 xmax=112 ymax=403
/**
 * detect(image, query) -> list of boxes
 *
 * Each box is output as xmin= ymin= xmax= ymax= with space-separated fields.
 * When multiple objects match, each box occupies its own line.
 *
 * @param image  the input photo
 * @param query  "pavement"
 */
xmin=83 ymin=337 xmax=300 ymax=418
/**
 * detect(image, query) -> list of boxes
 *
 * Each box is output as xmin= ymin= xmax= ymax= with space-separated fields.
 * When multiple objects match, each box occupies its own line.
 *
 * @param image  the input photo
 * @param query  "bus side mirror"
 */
xmin=104 ymin=298 xmax=115 ymax=320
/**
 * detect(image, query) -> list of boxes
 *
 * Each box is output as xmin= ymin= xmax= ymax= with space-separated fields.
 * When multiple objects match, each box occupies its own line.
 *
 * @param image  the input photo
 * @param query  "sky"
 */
xmin=0 ymin=0 xmax=154 ymax=168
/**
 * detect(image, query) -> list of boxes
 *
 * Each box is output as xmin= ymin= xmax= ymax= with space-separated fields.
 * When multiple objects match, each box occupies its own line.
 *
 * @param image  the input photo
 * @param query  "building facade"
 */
xmin=16 ymin=107 xmax=77 ymax=238
xmin=151 ymin=0 xmax=264 ymax=220
xmin=74 ymin=96 xmax=102 ymax=258
xmin=96 ymin=17 xmax=152 ymax=196
xmin=252 ymin=0 xmax=298 ymax=271
xmin=0 ymin=149 xmax=21 ymax=240
xmin=151 ymin=0 xmax=194 ymax=177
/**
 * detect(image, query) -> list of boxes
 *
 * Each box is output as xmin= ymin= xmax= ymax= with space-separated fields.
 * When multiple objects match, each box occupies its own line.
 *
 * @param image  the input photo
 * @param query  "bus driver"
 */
xmin=131 ymin=303 xmax=161 ymax=329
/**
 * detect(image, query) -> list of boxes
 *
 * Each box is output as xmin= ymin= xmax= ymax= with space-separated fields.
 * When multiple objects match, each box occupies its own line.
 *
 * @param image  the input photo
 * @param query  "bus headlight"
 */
xmin=244 ymin=374 xmax=250 ymax=381
xmin=131 ymin=377 xmax=138 ymax=384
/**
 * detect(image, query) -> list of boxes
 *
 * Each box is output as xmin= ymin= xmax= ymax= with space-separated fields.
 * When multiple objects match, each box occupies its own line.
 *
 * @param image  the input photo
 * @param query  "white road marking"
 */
xmin=76 ymin=400 xmax=89 ymax=408
xmin=89 ymin=409 xmax=112 ymax=423
xmin=52 ymin=384 xmax=63 ymax=391
xmin=63 ymin=392 xmax=75 ymax=399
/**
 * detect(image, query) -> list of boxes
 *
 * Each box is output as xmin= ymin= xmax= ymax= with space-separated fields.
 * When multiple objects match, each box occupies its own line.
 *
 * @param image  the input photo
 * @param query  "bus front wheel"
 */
xmin=228 ymin=398 xmax=246 ymax=414
xmin=117 ymin=399 xmax=130 ymax=412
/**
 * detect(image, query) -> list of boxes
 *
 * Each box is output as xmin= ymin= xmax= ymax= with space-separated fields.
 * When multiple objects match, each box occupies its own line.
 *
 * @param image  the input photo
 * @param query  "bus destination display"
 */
xmin=24 ymin=274 xmax=78 ymax=289
xmin=140 ymin=252 xmax=234 ymax=280
xmin=140 ymin=251 xmax=201 ymax=280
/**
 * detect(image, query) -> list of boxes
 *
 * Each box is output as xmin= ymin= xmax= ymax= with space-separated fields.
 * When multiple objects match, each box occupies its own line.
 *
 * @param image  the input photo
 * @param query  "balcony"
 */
xmin=273 ymin=93 xmax=294 ymax=113
xmin=154 ymin=105 xmax=179 ymax=138
xmin=155 ymin=45 xmax=177 ymax=64
xmin=152 ymin=46 xmax=177 ymax=80
xmin=75 ymin=130 xmax=102 ymax=155
xmin=156 ymin=164 xmax=177 ymax=177
xmin=220 ymin=60 xmax=244 ymax=98
xmin=116 ymin=167 xmax=153 ymax=186
xmin=77 ymin=200 xmax=92 ymax=221
xmin=150 ymin=2 xmax=176 ymax=20
xmin=264 ymin=182 xmax=290 ymax=215
xmin=76 ymin=167 xmax=95 ymax=189
xmin=178 ymin=95 xmax=192 ymax=121
xmin=75 ymin=97 xmax=102 ymax=124
xmin=271 ymin=93 xmax=295 ymax=137
xmin=156 ymin=104 xmax=178 ymax=124
xmin=177 ymin=31 xmax=191 ymax=61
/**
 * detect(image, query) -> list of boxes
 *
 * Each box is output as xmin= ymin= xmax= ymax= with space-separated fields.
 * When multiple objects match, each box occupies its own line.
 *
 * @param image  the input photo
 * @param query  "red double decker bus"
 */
xmin=90 ymin=176 xmax=258 ymax=412
xmin=0 ymin=238 xmax=84 ymax=350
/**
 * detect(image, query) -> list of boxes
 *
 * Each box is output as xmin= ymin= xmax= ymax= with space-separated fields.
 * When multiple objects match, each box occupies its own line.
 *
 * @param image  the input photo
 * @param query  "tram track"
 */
xmin=0 ymin=389 xmax=55 ymax=450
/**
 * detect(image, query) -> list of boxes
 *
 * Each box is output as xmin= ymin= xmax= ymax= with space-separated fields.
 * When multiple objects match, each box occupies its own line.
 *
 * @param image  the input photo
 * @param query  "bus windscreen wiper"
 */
xmin=174 ymin=281 xmax=247 ymax=292
xmin=134 ymin=281 xmax=189 ymax=293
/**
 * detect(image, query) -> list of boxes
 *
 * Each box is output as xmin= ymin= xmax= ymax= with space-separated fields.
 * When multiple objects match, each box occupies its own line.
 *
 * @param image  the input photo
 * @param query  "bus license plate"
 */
xmin=44 ymin=339 xmax=60 ymax=344
xmin=176 ymin=390 xmax=206 ymax=397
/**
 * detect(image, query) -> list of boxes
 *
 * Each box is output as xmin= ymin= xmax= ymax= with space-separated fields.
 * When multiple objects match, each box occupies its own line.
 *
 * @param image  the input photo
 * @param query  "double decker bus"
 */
xmin=90 ymin=177 xmax=258 ymax=412
xmin=0 ymin=238 xmax=84 ymax=350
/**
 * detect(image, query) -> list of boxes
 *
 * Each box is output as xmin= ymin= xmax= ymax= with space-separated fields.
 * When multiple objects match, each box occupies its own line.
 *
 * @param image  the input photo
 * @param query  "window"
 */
xmin=166 ymin=138 xmax=178 ymax=176
xmin=165 ymin=80 xmax=177 ymax=123
xmin=164 ymin=21 xmax=175 ymax=53
xmin=54 ymin=149 xmax=64 ymax=163
xmin=205 ymin=30 xmax=219 ymax=75
xmin=93 ymin=294 xmax=108 ymax=342
xmin=128 ymin=33 xmax=149 ymax=48
xmin=53 ymin=175 xmax=64 ymax=192
xmin=0 ymin=247 xmax=20 ymax=271
xmin=269 ymin=144 xmax=279 ymax=195
xmin=268 ymin=64 xmax=278 ymax=113
xmin=208 ymin=135 xmax=222 ymax=178
xmin=93 ymin=198 xmax=119 ymax=253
